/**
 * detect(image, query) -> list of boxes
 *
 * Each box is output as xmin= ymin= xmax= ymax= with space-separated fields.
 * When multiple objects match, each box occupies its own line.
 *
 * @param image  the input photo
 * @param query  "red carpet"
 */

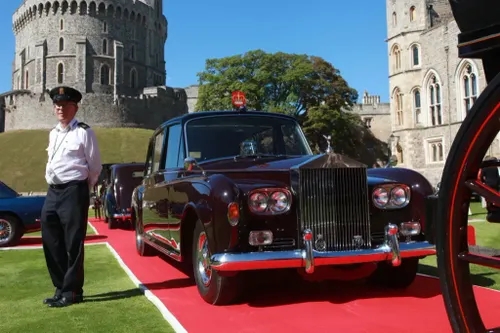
xmin=90 ymin=218 xmax=500 ymax=333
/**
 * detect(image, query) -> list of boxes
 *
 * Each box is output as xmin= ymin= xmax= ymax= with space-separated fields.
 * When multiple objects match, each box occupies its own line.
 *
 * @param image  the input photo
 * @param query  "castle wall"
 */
xmin=2 ymin=87 xmax=187 ymax=131
xmin=385 ymin=0 xmax=499 ymax=185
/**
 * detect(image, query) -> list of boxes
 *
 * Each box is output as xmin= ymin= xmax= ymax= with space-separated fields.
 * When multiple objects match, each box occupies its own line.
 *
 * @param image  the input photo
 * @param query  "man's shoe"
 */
xmin=47 ymin=295 xmax=83 ymax=308
xmin=43 ymin=294 xmax=62 ymax=304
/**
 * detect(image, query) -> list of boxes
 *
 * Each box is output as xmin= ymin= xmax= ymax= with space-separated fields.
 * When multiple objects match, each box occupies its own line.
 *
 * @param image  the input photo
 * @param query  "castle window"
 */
xmin=426 ymin=137 xmax=444 ymax=163
xmin=130 ymin=68 xmax=137 ymax=88
xmin=363 ymin=117 xmax=372 ymax=128
xmin=60 ymin=19 xmax=64 ymax=31
xmin=59 ymin=37 xmax=64 ymax=52
xmin=409 ymin=6 xmax=416 ymax=22
xmin=413 ymin=89 xmax=421 ymax=124
xmin=100 ymin=64 xmax=110 ymax=85
xmin=393 ymin=87 xmax=404 ymax=126
xmin=392 ymin=12 xmax=397 ymax=26
xmin=102 ymin=39 xmax=108 ymax=54
xmin=24 ymin=70 xmax=29 ymax=89
xmin=396 ymin=143 xmax=404 ymax=164
xmin=103 ymin=22 xmax=107 ymax=33
xmin=428 ymin=75 xmax=443 ymax=126
xmin=461 ymin=63 xmax=478 ymax=119
xmin=391 ymin=44 xmax=402 ymax=72
xmin=130 ymin=45 xmax=135 ymax=60
xmin=16 ymin=76 xmax=20 ymax=90
xmin=57 ymin=63 xmax=64 ymax=84
xmin=411 ymin=44 xmax=419 ymax=66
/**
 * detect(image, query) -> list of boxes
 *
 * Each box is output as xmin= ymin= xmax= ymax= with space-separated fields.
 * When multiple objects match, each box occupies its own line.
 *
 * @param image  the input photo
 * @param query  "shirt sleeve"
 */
xmin=83 ymin=128 xmax=102 ymax=187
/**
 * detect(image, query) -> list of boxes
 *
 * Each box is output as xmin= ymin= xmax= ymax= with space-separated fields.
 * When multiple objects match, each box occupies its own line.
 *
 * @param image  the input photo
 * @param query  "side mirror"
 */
xmin=184 ymin=157 xmax=206 ymax=176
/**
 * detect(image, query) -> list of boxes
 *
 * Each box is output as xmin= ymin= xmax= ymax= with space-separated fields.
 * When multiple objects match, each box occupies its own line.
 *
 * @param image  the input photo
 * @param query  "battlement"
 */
xmin=13 ymin=0 xmax=166 ymax=36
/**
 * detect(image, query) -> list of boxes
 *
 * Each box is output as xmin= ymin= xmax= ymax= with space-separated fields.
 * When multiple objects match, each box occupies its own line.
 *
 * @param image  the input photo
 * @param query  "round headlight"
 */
xmin=269 ymin=191 xmax=290 ymax=212
xmin=372 ymin=187 xmax=389 ymax=207
xmin=249 ymin=192 xmax=268 ymax=212
xmin=390 ymin=186 xmax=408 ymax=206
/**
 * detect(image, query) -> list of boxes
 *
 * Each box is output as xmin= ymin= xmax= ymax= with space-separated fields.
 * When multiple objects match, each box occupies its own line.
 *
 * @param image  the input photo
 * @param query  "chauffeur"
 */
xmin=41 ymin=86 xmax=102 ymax=308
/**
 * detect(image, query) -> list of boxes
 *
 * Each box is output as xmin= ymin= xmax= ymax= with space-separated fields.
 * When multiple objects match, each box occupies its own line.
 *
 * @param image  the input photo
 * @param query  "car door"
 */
xmin=162 ymin=123 xmax=185 ymax=253
xmin=141 ymin=128 xmax=169 ymax=244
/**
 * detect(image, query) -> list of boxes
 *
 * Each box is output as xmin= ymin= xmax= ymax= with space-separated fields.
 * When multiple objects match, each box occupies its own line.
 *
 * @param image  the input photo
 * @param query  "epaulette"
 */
xmin=77 ymin=122 xmax=90 ymax=130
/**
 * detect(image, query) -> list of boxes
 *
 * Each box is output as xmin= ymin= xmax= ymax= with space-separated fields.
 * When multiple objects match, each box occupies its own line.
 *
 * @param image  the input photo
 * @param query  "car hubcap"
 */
xmin=0 ymin=219 xmax=12 ymax=244
xmin=196 ymin=232 xmax=212 ymax=287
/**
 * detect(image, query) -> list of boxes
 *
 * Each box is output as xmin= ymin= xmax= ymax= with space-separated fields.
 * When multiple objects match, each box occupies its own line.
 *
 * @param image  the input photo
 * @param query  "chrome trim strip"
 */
xmin=113 ymin=213 xmax=131 ymax=220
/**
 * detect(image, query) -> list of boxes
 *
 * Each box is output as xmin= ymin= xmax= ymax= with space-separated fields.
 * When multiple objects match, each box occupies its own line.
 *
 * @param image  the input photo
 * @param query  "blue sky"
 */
xmin=0 ymin=0 xmax=390 ymax=102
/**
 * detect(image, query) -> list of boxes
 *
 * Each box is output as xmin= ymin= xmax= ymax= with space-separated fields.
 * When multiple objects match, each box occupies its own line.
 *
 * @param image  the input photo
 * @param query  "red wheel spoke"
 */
xmin=465 ymin=180 xmax=500 ymax=206
xmin=458 ymin=251 xmax=500 ymax=269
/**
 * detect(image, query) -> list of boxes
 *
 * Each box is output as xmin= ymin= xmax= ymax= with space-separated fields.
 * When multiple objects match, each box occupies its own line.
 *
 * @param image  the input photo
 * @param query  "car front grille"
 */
xmin=299 ymin=167 xmax=371 ymax=251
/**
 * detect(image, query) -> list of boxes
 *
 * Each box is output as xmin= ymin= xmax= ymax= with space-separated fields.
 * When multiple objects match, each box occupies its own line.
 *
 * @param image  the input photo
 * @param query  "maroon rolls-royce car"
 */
xmin=131 ymin=103 xmax=436 ymax=305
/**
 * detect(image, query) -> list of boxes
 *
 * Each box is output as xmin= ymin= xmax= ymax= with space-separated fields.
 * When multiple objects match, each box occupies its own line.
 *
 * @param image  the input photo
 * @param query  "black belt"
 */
xmin=49 ymin=179 xmax=87 ymax=190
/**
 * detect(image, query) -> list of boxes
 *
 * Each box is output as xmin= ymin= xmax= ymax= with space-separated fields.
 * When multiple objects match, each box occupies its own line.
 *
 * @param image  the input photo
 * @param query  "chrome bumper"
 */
xmin=112 ymin=213 xmax=131 ymax=220
xmin=210 ymin=223 xmax=436 ymax=274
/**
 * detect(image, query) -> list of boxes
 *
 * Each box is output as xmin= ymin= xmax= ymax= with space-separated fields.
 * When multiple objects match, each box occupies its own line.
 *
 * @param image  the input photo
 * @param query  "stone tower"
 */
xmin=1 ymin=0 xmax=188 ymax=132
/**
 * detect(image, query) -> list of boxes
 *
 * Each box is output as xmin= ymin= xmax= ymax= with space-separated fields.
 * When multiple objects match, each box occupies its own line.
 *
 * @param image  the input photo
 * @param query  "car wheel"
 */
xmin=192 ymin=219 xmax=239 ymax=305
xmin=0 ymin=214 xmax=23 ymax=248
xmin=108 ymin=218 xmax=118 ymax=229
xmin=135 ymin=220 xmax=155 ymax=256
xmin=368 ymin=258 xmax=419 ymax=289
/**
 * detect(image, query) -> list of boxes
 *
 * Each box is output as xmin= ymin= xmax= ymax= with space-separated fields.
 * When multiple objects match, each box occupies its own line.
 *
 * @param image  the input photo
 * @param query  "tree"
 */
xmin=195 ymin=50 xmax=387 ymax=164
xmin=195 ymin=50 xmax=357 ymax=115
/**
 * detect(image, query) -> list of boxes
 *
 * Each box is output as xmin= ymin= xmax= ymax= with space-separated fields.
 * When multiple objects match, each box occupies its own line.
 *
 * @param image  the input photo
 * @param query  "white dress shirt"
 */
xmin=45 ymin=118 xmax=102 ymax=187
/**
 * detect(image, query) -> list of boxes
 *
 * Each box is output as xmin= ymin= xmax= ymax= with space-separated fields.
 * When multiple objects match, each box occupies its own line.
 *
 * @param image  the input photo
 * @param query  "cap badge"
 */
xmin=59 ymin=87 xmax=64 ymax=95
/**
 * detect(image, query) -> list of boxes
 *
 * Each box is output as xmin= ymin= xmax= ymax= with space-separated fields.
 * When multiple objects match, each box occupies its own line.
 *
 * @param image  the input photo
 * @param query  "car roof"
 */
xmin=160 ymin=110 xmax=299 ymax=128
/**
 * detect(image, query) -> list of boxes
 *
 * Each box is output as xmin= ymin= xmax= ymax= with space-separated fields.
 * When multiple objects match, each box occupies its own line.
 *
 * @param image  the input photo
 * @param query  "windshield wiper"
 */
xmin=233 ymin=154 xmax=285 ymax=160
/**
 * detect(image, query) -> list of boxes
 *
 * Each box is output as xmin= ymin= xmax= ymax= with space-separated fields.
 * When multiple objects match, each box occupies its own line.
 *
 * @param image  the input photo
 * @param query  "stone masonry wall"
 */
xmin=2 ymin=87 xmax=187 ymax=130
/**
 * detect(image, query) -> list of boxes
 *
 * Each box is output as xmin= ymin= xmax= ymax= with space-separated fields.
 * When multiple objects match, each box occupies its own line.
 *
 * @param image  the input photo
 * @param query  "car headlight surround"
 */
xmin=248 ymin=188 xmax=292 ymax=215
xmin=372 ymin=184 xmax=410 ymax=209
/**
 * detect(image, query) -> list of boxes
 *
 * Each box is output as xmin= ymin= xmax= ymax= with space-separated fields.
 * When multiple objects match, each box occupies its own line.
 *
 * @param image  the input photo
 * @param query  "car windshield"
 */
xmin=0 ymin=181 xmax=19 ymax=198
xmin=185 ymin=114 xmax=312 ymax=162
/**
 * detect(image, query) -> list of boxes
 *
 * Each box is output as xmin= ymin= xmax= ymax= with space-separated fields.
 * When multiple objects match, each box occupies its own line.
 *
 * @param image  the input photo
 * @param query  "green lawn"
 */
xmin=25 ymin=223 xmax=96 ymax=237
xmin=0 ymin=128 xmax=153 ymax=192
xmin=0 ymin=245 xmax=174 ymax=333
xmin=419 ymin=201 xmax=500 ymax=290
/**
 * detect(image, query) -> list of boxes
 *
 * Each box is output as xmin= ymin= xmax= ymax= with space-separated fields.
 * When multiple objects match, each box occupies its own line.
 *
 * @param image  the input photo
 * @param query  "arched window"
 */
xmin=59 ymin=37 xmax=64 ymax=52
xmin=57 ymin=63 xmax=64 ymax=84
xmin=411 ymin=44 xmax=419 ymax=66
xmin=413 ymin=89 xmax=421 ymax=124
xmin=427 ymin=138 xmax=444 ymax=163
xmin=102 ymin=39 xmax=108 ymax=54
xmin=24 ymin=70 xmax=29 ymax=89
xmin=100 ymin=64 xmax=110 ymax=85
xmin=130 ymin=68 xmax=137 ymax=88
xmin=428 ymin=75 xmax=442 ymax=126
xmin=392 ymin=12 xmax=397 ymax=26
xmin=391 ymin=44 xmax=402 ymax=72
xmin=409 ymin=6 xmax=416 ymax=22
xmin=393 ymin=88 xmax=404 ymax=126
xmin=461 ymin=63 xmax=478 ymax=116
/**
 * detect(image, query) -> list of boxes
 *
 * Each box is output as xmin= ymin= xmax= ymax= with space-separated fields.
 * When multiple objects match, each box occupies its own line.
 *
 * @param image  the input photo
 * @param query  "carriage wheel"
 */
xmin=437 ymin=72 xmax=500 ymax=332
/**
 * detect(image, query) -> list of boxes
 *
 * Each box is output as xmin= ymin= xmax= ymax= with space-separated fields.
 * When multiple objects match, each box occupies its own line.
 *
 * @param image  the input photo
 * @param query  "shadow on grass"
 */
xmin=84 ymin=288 xmax=143 ymax=302
xmin=419 ymin=264 xmax=497 ymax=288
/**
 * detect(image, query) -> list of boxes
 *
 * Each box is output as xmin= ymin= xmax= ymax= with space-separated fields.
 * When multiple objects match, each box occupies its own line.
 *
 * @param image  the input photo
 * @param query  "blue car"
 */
xmin=0 ymin=181 xmax=45 ymax=247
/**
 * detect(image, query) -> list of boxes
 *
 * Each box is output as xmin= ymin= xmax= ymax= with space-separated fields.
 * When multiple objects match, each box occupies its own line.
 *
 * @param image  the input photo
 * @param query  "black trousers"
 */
xmin=41 ymin=180 xmax=89 ymax=299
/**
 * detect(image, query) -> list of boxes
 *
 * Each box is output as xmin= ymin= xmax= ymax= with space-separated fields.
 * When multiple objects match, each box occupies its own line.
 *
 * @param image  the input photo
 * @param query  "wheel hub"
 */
xmin=197 ymin=232 xmax=212 ymax=287
xmin=0 ymin=219 xmax=12 ymax=243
